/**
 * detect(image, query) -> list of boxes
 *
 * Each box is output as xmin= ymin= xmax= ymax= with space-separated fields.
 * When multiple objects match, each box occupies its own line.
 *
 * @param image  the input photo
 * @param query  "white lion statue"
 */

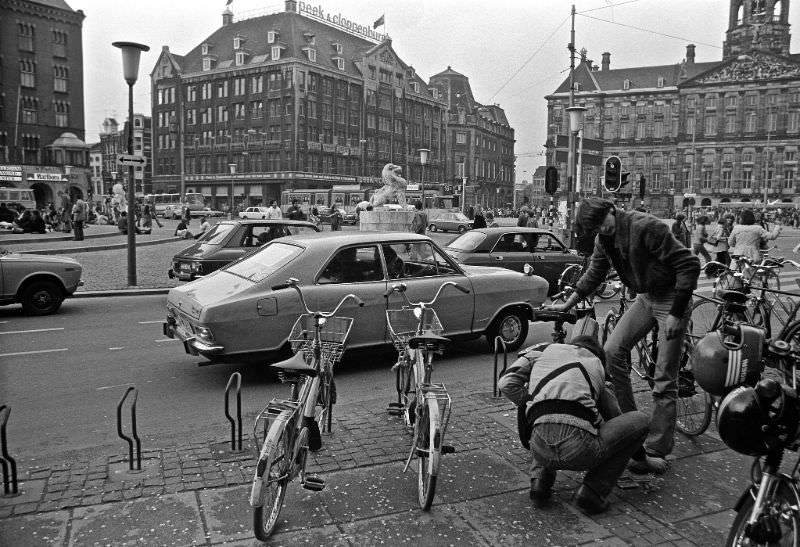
xmin=370 ymin=163 xmax=408 ymax=207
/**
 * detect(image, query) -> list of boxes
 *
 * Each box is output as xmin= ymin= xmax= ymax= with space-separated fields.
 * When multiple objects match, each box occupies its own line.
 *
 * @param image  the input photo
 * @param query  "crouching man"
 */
xmin=499 ymin=335 xmax=649 ymax=514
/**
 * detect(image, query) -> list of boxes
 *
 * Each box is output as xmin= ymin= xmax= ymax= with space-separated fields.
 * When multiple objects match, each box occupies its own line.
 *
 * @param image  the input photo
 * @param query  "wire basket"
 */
xmin=288 ymin=314 xmax=354 ymax=365
xmin=386 ymin=308 xmax=443 ymax=352
xmin=764 ymin=291 xmax=800 ymax=330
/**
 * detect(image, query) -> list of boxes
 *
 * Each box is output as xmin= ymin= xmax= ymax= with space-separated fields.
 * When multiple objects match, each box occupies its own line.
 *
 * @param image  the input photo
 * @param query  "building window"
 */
xmin=742 ymin=170 xmax=753 ymax=189
xmin=304 ymin=47 xmax=315 ymax=62
xmin=784 ymin=169 xmax=795 ymax=189
xmin=789 ymin=111 xmax=800 ymax=132
xmin=52 ymin=29 xmax=67 ymax=58
xmin=623 ymin=79 xmax=630 ymax=90
xmin=746 ymin=94 xmax=758 ymax=106
xmin=411 ymin=82 xmax=419 ymax=92
xmin=785 ymin=150 xmax=796 ymax=162
xmin=268 ymin=30 xmax=278 ymax=44
xmin=234 ymin=77 xmax=246 ymax=95
xmin=21 ymin=97 xmax=38 ymax=124
xmin=234 ymin=103 xmax=246 ymax=120
xmin=202 ymin=58 xmax=211 ymax=71
xmin=702 ymin=170 xmax=713 ymax=189
xmin=54 ymin=101 xmax=69 ymax=127
xmin=704 ymin=115 xmax=717 ymax=135
xmin=636 ymin=122 xmax=646 ymax=139
xmin=657 ymin=76 xmax=665 ymax=88
xmin=18 ymin=22 xmax=34 ymax=51
xmin=725 ymin=112 xmax=736 ymax=133
xmin=705 ymin=95 xmax=718 ymax=109
xmin=722 ymin=170 xmax=732 ymax=188
xmin=725 ymin=95 xmax=738 ymax=108
xmin=217 ymin=105 xmax=228 ymax=123
xmin=53 ymin=65 xmax=68 ymax=92
xmin=201 ymin=43 xmax=209 ymax=55
xmin=745 ymin=112 xmax=757 ymax=132
xmin=335 ymin=58 xmax=345 ymax=70
xmin=251 ymin=100 xmax=263 ymax=119
xmin=272 ymin=46 xmax=282 ymax=60
xmin=686 ymin=116 xmax=695 ymax=135
xmin=251 ymin=75 xmax=263 ymax=94
xmin=201 ymin=83 xmax=212 ymax=100
xmin=654 ymin=121 xmax=664 ymax=138
xmin=20 ymin=59 xmax=36 ymax=88
xmin=235 ymin=52 xmax=246 ymax=66
xmin=217 ymin=81 xmax=228 ymax=98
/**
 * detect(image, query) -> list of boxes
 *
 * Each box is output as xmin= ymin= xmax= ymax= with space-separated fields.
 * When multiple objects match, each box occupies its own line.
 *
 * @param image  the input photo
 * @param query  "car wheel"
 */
xmin=486 ymin=308 xmax=528 ymax=352
xmin=20 ymin=280 xmax=64 ymax=315
xmin=428 ymin=224 xmax=437 ymax=232
xmin=458 ymin=225 xmax=467 ymax=233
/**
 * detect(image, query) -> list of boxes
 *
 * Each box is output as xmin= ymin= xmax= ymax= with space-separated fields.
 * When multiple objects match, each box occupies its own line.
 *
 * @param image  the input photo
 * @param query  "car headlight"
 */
xmin=190 ymin=262 xmax=203 ymax=273
xmin=194 ymin=326 xmax=215 ymax=344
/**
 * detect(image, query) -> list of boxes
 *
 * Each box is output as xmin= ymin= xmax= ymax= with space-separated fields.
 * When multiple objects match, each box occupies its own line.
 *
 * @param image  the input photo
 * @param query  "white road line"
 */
xmin=155 ymin=338 xmax=180 ymax=343
xmin=0 ymin=348 xmax=69 ymax=358
xmin=108 ymin=347 xmax=125 ymax=351
xmin=138 ymin=321 xmax=163 ymax=324
xmin=96 ymin=383 xmax=134 ymax=391
xmin=0 ymin=327 xmax=65 ymax=335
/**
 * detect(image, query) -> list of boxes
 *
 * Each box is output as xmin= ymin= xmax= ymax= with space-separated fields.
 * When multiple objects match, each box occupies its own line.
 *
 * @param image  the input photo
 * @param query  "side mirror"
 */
xmin=523 ymin=263 xmax=535 ymax=276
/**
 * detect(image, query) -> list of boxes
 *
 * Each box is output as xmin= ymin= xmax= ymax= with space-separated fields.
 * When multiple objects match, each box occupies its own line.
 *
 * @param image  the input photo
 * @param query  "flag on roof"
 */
xmin=373 ymin=14 xmax=385 ymax=29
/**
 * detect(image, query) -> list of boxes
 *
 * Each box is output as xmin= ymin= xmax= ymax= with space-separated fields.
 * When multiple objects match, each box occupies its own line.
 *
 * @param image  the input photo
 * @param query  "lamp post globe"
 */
xmin=418 ymin=148 xmax=430 ymax=209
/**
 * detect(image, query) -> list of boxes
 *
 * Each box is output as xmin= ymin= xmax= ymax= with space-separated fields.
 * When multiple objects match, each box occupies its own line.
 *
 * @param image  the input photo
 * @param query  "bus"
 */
xmin=0 ymin=187 xmax=36 ymax=211
xmin=146 ymin=193 xmax=205 ymax=216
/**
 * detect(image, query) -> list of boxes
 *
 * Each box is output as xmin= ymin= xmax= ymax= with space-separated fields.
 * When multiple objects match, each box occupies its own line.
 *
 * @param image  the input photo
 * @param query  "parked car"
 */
xmin=162 ymin=204 xmax=182 ymax=219
xmin=444 ymin=227 xmax=580 ymax=295
xmin=239 ymin=206 xmax=271 ymax=220
xmin=427 ymin=211 xmax=473 ymax=233
xmin=192 ymin=207 xmax=224 ymax=218
xmin=163 ymin=232 xmax=549 ymax=364
xmin=342 ymin=210 xmax=358 ymax=225
xmin=0 ymin=248 xmax=83 ymax=315
xmin=168 ymin=219 xmax=320 ymax=281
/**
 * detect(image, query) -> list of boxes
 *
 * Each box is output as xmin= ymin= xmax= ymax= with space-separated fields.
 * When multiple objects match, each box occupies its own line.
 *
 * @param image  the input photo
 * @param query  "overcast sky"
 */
xmin=69 ymin=0 xmax=800 ymax=181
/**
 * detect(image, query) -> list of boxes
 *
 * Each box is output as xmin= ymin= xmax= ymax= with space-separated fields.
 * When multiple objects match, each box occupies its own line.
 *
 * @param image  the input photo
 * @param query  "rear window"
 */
xmin=224 ymin=242 xmax=302 ymax=282
xmin=447 ymin=231 xmax=486 ymax=251
xmin=201 ymin=223 xmax=236 ymax=245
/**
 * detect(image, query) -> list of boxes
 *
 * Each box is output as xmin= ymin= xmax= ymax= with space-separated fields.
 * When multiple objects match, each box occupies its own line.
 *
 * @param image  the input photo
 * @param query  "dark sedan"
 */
xmin=444 ymin=227 xmax=581 ymax=295
xmin=168 ymin=219 xmax=320 ymax=281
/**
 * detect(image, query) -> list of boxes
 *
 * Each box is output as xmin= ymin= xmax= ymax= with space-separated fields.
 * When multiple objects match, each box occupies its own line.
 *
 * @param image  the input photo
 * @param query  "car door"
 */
xmin=530 ymin=232 xmax=577 ymax=291
xmin=212 ymin=224 xmax=256 ymax=269
xmin=487 ymin=231 xmax=534 ymax=272
xmin=381 ymin=241 xmax=474 ymax=339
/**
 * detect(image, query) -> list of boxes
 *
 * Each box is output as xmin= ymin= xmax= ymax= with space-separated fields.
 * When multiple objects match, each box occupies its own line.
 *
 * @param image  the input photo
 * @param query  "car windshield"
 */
xmin=201 ymin=223 xmax=236 ymax=245
xmin=446 ymin=231 xmax=486 ymax=251
xmin=224 ymin=242 xmax=303 ymax=282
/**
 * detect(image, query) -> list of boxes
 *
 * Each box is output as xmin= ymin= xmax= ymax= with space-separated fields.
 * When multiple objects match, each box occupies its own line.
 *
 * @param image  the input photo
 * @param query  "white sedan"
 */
xmin=239 ymin=206 xmax=270 ymax=219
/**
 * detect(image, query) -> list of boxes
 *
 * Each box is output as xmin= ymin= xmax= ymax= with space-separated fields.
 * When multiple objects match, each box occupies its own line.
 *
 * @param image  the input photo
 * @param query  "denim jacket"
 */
xmin=575 ymin=210 xmax=700 ymax=317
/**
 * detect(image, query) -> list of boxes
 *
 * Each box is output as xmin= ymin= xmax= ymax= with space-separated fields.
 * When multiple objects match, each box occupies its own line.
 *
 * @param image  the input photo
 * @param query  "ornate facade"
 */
xmin=546 ymin=0 xmax=799 ymax=214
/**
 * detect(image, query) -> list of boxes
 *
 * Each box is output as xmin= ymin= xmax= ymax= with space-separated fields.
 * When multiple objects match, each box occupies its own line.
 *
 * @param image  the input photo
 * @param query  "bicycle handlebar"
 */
xmin=274 ymin=278 xmax=364 ymax=316
xmin=384 ymin=281 xmax=470 ymax=307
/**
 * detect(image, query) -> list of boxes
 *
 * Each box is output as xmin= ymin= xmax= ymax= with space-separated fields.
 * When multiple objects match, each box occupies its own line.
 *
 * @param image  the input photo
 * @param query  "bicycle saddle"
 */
xmin=270 ymin=352 xmax=318 ymax=377
xmin=533 ymin=309 xmax=577 ymax=324
xmin=718 ymin=289 xmax=749 ymax=304
xmin=408 ymin=330 xmax=450 ymax=349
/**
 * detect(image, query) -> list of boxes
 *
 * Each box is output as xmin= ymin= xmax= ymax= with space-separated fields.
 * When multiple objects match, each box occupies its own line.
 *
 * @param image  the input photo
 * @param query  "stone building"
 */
xmin=546 ymin=0 xmax=800 ymax=214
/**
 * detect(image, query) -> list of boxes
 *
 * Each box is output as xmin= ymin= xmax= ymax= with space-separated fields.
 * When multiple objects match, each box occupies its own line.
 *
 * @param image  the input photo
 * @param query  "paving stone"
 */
xmin=0 ymin=509 xmax=69 ymax=546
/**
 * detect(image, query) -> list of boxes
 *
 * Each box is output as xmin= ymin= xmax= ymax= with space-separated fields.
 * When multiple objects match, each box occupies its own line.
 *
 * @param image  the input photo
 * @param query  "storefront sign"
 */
xmin=0 ymin=165 xmax=22 ymax=182
xmin=31 ymin=172 xmax=67 ymax=182
xmin=298 ymin=2 xmax=386 ymax=42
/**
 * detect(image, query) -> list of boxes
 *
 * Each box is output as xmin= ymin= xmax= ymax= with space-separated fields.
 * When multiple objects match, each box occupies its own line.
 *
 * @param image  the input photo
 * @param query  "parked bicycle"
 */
xmin=250 ymin=278 xmax=363 ymax=540
xmin=385 ymin=280 xmax=469 ymax=510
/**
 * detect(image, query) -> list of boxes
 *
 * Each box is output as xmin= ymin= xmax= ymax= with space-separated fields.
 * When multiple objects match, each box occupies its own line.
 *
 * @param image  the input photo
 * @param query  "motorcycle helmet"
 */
xmin=717 ymin=381 xmax=800 ymax=456
xmin=691 ymin=325 xmax=763 ymax=397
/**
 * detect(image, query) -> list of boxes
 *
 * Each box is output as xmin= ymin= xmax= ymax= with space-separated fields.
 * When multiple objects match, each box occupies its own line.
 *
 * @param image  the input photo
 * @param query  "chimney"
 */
xmin=686 ymin=44 xmax=696 ymax=64
xmin=222 ymin=7 xmax=233 ymax=26
xmin=601 ymin=52 xmax=611 ymax=71
xmin=285 ymin=0 xmax=298 ymax=12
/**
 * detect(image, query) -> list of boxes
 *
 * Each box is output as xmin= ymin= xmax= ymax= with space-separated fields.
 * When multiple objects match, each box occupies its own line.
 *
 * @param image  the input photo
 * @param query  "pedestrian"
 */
xmin=499 ymin=335 xmax=649 ymax=514
xmin=485 ymin=211 xmax=498 ymax=228
xmin=118 ymin=211 xmax=149 ymax=235
xmin=266 ymin=200 xmax=282 ymax=220
xmin=517 ymin=206 xmax=530 ymax=227
xmin=29 ymin=210 xmax=47 ymax=234
xmin=193 ymin=215 xmax=211 ymax=239
xmin=183 ymin=205 xmax=191 ymax=225
xmin=473 ymin=206 xmax=487 ymax=229
xmin=670 ymin=213 xmax=690 ymax=247
xmin=544 ymin=197 xmax=700 ymax=474
xmin=72 ymin=196 xmax=88 ymax=241
xmin=286 ymin=199 xmax=306 ymax=221
xmin=329 ymin=203 xmax=343 ymax=231
xmin=410 ymin=200 xmax=427 ymax=234
xmin=690 ymin=215 xmax=712 ymax=264
xmin=308 ymin=207 xmax=321 ymax=228
xmin=728 ymin=209 xmax=782 ymax=269
xmin=173 ymin=218 xmax=193 ymax=239
xmin=708 ymin=214 xmax=734 ymax=265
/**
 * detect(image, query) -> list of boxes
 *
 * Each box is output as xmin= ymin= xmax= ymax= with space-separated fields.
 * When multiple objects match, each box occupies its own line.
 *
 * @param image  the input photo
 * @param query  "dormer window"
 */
xmin=233 ymin=35 xmax=247 ymax=50
xmin=657 ymin=76 xmax=665 ymax=88
xmin=201 ymin=43 xmax=211 ymax=55
xmin=303 ymin=47 xmax=316 ymax=62
xmin=303 ymin=32 xmax=315 ymax=45
xmin=410 ymin=81 xmax=419 ymax=93
xmin=429 ymin=88 xmax=439 ymax=99
xmin=268 ymin=30 xmax=279 ymax=44
xmin=334 ymin=57 xmax=344 ymax=70
xmin=235 ymin=51 xmax=247 ymax=66
xmin=332 ymin=41 xmax=343 ymax=54
xmin=203 ymin=58 xmax=212 ymax=71
xmin=271 ymin=46 xmax=281 ymax=60
xmin=623 ymin=79 xmax=631 ymax=90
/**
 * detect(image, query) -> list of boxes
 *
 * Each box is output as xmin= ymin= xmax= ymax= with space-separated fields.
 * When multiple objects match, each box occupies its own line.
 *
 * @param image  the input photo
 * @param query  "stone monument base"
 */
xmin=359 ymin=209 xmax=414 ymax=232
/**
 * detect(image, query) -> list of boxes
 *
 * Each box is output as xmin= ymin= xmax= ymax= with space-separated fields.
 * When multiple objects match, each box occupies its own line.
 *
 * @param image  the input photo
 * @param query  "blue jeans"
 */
xmin=529 ymin=390 xmax=648 ymax=498
xmin=604 ymin=292 xmax=690 ymax=458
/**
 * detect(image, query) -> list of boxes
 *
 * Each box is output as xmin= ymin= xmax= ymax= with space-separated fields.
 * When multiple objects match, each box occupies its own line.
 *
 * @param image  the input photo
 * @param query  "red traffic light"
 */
xmin=603 ymin=156 xmax=622 ymax=192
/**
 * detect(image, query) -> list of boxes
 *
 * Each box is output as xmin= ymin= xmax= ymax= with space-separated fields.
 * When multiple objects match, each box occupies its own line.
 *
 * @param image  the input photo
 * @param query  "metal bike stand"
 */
xmin=493 ymin=336 xmax=508 ymax=397
xmin=224 ymin=372 xmax=243 ymax=451
xmin=116 ymin=387 xmax=142 ymax=472
xmin=0 ymin=405 xmax=18 ymax=495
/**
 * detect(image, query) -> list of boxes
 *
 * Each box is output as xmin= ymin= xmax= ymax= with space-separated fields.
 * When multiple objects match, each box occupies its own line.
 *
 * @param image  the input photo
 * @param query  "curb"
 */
xmin=19 ymin=236 xmax=181 ymax=255
xmin=73 ymin=288 xmax=170 ymax=298
xmin=0 ymin=230 xmax=122 ymax=246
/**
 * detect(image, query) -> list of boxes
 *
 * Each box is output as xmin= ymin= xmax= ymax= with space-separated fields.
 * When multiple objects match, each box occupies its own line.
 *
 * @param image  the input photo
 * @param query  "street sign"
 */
xmin=683 ymin=193 xmax=696 ymax=198
xmin=116 ymin=153 xmax=147 ymax=167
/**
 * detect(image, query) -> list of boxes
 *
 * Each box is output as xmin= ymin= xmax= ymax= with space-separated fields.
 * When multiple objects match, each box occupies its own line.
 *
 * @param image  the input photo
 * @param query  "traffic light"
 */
xmin=639 ymin=175 xmax=646 ymax=200
xmin=545 ymin=166 xmax=559 ymax=195
xmin=603 ymin=156 xmax=622 ymax=192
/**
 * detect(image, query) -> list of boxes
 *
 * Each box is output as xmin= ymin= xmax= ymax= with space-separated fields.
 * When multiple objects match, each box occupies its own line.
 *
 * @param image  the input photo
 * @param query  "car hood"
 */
xmin=173 ymin=241 xmax=214 ymax=260
xmin=167 ymin=270 xmax=256 ymax=319
xmin=460 ymin=264 xmax=517 ymax=276
xmin=1 ymin=251 xmax=81 ymax=267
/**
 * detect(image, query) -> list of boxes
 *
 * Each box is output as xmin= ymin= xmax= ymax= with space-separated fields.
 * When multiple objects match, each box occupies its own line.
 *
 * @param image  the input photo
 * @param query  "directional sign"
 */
xmin=116 ymin=153 xmax=147 ymax=167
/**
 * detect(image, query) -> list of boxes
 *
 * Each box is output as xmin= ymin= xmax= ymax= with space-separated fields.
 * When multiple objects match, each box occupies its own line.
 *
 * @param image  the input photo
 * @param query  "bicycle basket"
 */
xmin=288 ymin=314 xmax=354 ymax=364
xmin=386 ymin=308 xmax=443 ymax=351
xmin=764 ymin=291 xmax=800 ymax=328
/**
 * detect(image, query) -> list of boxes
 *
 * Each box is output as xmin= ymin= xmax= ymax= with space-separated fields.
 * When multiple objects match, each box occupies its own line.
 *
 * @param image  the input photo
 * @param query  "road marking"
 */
xmin=109 ymin=347 xmax=125 ymax=351
xmin=96 ymin=383 xmax=134 ymax=391
xmin=0 ymin=348 xmax=69 ymax=358
xmin=0 ymin=327 xmax=65 ymax=335
xmin=138 ymin=321 xmax=163 ymax=324
xmin=155 ymin=338 xmax=180 ymax=343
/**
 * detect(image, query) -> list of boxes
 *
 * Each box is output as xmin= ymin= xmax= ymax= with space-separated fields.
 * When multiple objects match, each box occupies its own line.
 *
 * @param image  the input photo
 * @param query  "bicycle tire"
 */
xmin=778 ymin=321 xmax=800 ymax=387
xmin=601 ymin=310 xmax=617 ymax=346
xmin=252 ymin=421 xmax=290 ymax=541
xmin=675 ymin=338 xmax=713 ymax=437
xmin=316 ymin=368 xmax=334 ymax=434
xmin=557 ymin=264 xmax=583 ymax=296
xmin=726 ymin=479 xmax=800 ymax=547
xmin=633 ymin=332 xmax=656 ymax=389
xmin=417 ymin=397 xmax=440 ymax=511
xmin=689 ymin=299 xmax=722 ymax=340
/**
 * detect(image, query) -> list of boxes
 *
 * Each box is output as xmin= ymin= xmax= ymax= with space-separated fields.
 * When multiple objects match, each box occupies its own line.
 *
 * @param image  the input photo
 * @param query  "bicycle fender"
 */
xmin=249 ymin=410 xmax=293 ymax=507
xmin=733 ymin=485 xmax=757 ymax=512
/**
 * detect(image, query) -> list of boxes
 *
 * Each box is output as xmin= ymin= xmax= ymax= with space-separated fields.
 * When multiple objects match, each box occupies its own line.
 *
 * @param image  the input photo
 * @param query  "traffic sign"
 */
xmin=116 ymin=153 xmax=147 ymax=167
xmin=683 ymin=193 xmax=696 ymax=198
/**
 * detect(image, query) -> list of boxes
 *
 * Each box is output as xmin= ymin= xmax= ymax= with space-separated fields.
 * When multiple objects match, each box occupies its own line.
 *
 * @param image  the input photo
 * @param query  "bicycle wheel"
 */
xmin=633 ymin=330 xmax=656 ymax=388
xmin=601 ymin=310 xmax=617 ymax=346
xmin=675 ymin=338 xmax=713 ymax=437
xmin=252 ymin=421 xmax=290 ymax=541
xmin=316 ymin=367 xmax=335 ymax=433
xmin=726 ymin=480 xmax=800 ymax=547
xmin=417 ymin=396 xmax=441 ymax=511
xmin=557 ymin=264 xmax=583 ymax=295
xmin=689 ymin=299 xmax=722 ymax=340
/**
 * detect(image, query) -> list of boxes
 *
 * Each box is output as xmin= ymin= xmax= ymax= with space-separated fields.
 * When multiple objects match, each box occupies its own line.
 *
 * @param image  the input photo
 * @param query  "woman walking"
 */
xmin=708 ymin=214 xmax=734 ymax=265
xmin=729 ymin=209 xmax=782 ymax=275
xmin=690 ymin=215 xmax=712 ymax=264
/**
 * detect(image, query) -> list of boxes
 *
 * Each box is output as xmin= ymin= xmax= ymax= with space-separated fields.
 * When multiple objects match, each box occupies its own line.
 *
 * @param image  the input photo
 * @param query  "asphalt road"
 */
xmin=0 ymin=294 xmax=575 ymax=462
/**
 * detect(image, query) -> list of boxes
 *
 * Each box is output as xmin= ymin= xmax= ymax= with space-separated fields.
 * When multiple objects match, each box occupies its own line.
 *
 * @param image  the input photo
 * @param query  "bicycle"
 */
xmin=249 ymin=279 xmax=363 ymax=540
xmin=535 ymin=285 xmax=598 ymax=343
xmin=557 ymin=260 xmax=621 ymax=301
xmin=385 ymin=280 xmax=469 ymax=510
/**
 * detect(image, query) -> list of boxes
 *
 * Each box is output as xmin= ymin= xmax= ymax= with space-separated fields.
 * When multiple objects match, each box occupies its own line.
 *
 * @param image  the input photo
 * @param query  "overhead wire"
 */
xmin=577 ymin=12 xmax=723 ymax=49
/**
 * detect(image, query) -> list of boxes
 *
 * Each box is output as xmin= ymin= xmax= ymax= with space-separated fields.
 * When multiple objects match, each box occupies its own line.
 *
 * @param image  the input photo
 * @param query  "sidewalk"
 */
xmin=0 ymin=379 xmax=747 ymax=546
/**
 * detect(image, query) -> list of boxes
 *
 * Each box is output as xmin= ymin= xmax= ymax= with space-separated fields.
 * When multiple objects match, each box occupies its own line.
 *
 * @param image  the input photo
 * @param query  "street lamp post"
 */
xmin=112 ymin=40 xmax=149 ymax=287
xmin=566 ymin=105 xmax=586 ymax=242
xmin=229 ymin=163 xmax=237 ymax=219
xmin=418 ymin=148 xmax=430 ymax=208
xmin=359 ymin=139 xmax=367 ymax=178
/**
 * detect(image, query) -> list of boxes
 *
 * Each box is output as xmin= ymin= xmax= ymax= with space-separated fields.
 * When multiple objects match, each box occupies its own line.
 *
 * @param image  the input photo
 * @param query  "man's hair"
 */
xmin=575 ymin=198 xmax=614 ymax=235
xmin=570 ymin=334 xmax=606 ymax=368
xmin=741 ymin=209 xmax=756 ymax=225
xmin=414 ymin=200 xmax=423 ymax=210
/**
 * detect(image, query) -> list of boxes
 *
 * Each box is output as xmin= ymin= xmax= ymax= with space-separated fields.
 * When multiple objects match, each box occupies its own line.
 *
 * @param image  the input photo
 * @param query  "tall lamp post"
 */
xmin=359 ymin=139 xmax=367 ymax=178
xmin=565 ymin=105 xmax=586 ymax=242
xmin=112 ymin=40 xmax=149 ymax=287
xmin=229 ymin=163 xmax=237 ymax=219
xmin=418 ymin=148 xmax=430 ymax=208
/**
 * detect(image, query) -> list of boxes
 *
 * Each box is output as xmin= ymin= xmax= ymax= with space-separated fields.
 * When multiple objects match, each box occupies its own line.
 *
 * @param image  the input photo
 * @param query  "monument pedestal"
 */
xmin=359 ymin=209 xmax=414 ymax=232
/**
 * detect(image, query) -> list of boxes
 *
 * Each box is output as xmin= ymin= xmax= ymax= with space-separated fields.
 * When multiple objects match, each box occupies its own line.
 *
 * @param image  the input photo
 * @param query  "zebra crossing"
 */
xmin=694 ymin=270 xmax=800 ymax=295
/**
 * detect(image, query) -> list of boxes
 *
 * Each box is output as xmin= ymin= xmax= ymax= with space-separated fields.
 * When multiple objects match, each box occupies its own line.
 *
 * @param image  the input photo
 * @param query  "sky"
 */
xmin=68 ymin=0 xmax=800 ymax=182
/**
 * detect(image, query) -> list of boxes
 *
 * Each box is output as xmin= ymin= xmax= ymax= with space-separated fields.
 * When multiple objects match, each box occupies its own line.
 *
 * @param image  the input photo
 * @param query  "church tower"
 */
xmin=723 ymin=0 xmax=791 ymax=59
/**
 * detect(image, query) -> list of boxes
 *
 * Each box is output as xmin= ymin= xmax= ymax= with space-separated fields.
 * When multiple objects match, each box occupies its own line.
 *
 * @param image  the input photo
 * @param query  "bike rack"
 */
xmin=493 ymin=336 xmax=509 ymax=397
xmin=116 ymin=387 xmax=142 ymax=472
xmin=224 ymin=372 xmax=243 ymax=451
xmin=0 ymin=405 xmax=18 ymax=495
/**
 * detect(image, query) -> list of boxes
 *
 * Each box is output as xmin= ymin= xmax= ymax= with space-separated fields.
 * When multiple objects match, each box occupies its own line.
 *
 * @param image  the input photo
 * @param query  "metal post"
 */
xmin=565 ymin=4 xmax=577 ymax=244
xmin=461 ymin=176 xmax=467 ymax=211
xmin=229 ymin=163 xmax=237 ymax=219
xmin=126 ymin=82 xmax=137 ymax=286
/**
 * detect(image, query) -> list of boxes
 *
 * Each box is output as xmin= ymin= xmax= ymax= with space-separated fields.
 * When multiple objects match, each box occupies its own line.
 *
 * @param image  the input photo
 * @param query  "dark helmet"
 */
xmin=717 ymin=381 xmax=800 ymax=456
xmin=691 ymin=325 xmax=763 ymax=397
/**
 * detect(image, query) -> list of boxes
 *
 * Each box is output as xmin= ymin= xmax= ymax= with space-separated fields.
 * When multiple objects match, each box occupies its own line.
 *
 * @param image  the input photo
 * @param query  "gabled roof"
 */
xmin=532 ymin=166 xmax=548 ymax=179
xmin=478 ymin=105 xmax=510 ymax=126
xmin=29 ymin=0 xmax=75 ymax=11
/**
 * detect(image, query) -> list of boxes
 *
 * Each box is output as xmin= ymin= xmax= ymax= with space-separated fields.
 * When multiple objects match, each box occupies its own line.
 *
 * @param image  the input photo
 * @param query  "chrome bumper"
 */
xmin=163 ymin=319 xmax=224 ymax=356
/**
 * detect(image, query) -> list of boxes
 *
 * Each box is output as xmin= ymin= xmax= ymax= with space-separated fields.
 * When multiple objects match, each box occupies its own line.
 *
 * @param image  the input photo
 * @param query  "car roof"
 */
xmin=470 ymin=227 xmax=557 ymax=236
xmin=219 ymin=219 xmax=317 ymax=227
xmin=278 ymin=231 xmax=432 ymax=245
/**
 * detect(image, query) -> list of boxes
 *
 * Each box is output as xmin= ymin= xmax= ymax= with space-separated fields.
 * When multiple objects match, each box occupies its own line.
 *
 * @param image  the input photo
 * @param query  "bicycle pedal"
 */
xmin=441 ymin=445 xmax=456 ymax=455
xmin=302 ymin=476 xmax=326 ymax=491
